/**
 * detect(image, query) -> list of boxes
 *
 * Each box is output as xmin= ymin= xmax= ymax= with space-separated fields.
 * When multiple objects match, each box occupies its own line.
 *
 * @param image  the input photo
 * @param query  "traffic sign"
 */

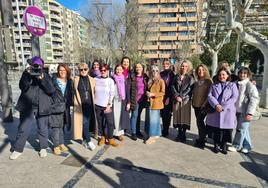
xmin=23 ymin=6 xmax=47 ymax=37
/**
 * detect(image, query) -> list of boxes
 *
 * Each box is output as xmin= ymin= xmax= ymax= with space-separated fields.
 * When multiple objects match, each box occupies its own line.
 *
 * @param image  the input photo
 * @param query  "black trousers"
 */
xmin=13 ymin=109 xmax=49 ymax=153
xmin=95 ymin=105 xmax=114 ymax=139
xmin=51 ymin=127 xmax=64 ymax=147
xmin=193 ymin=107 xmax=207 ymax=143
xmin=161 ymin=106 xmax=172 ymax=135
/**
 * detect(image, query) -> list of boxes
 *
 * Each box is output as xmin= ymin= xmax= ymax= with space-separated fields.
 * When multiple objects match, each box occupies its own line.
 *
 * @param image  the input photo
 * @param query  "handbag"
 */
xmin=201 ymin=83 xmax=229 ymax=115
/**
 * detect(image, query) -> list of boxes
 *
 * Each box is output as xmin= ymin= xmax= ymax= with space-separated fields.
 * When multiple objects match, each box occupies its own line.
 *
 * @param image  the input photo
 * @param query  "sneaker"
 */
xmin=39 ymin=149 xmax=47 ymax=158
xmin=88 ymin=141 xmax=96 ymax=151
xmin=241 ymin=148 xmax=249 ymax=154
xmin=145 ymin=137 xmax=156 ymax=145
xmin=136 ymin=132 xmax=143 ymax=139
xmin=228 ymin=146 xmax=237 ymax=152
xmin=82 ymin=141 xmax=89 ymax=148
xmin=59 ymin=144 xmax=68 ymax=152
xmin=53 ymin=146 xmax=61 ymax=155
xmin=9 ymin=151 xmax=22 ymax=160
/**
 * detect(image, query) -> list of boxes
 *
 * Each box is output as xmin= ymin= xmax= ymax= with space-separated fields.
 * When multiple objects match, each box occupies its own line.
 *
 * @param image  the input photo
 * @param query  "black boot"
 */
xmin=212 ymin=144 xmax=220 ymax=154
xmin=175 ymin=129 xmax=182 ymax=142
xmin=162 ymin=129 xmax=168 ymax=137
xmin=195 ymin=139 xmax=205 ymax=149
xmin=131 ymin=134 xmax=137 ymax=141
xmin=180 ymin=130 xmax=186 ymax=143
xmin=221 ymin=142 xmax=228 ymax=155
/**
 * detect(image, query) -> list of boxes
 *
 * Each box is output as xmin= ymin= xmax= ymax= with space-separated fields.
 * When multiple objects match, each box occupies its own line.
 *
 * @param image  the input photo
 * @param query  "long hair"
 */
xmin=195 ymin=64 xmax=210 ymax=80
xmin=148 ymin=65 xmax=160 ymax=88
xmin=114 ymin=64 xmax=123 ymax=74
xmin=177 ymin=60 xmax=193 ymax=75
xmin=121 ymin=56 xmax=131 ymax=70
xmin=134 ymin=63 xmax=145 ymax=76
xmin=238 ymin=66 xmax=252 ymax=80
xmin=57 ymin=63 xmax=71 ymax=80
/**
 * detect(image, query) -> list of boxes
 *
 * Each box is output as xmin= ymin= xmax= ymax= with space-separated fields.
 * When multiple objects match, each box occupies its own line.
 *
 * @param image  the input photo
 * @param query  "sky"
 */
xmin=56 ymin=0 xmax=126 ymax=12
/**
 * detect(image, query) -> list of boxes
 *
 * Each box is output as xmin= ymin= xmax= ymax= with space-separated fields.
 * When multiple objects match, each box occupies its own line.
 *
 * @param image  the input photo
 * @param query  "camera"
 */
xmin=27 ymin=57 xmax=44 ymax=76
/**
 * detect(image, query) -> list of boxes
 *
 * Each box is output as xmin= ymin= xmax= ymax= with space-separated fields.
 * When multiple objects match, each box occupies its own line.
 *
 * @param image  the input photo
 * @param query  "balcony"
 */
xmin=179 ymin=7 xmax=197 ymax=12
xmin=143 ymin=53 xmax=159 ymax=59
xmin=159 ymin=8 xmax=178 ymax=13
xmin=179 ymin=17 xmax=197 ymax=22
xmin=144 ymin=8 xmax=159 ymax=14
xmin=50 ymin=5 xmax=61 ymax=13
xmin=159 ymin=45 xmax=173 ymax=50
xmin=51 ymin=22 xmax=62 ymax=28
xmin=52 ymin=37 xmax=63 ymax=42
xmin=53 ymin=44 xmax=63 ymax=49
xmin=138 ymin=0 xmax=159 ymax=3
xmin=160 ymin=17 xmax=178 ymax=22
xmin=147 ymin=36 xmax=159 ymax=41
xmin=178 ymin=26 xmax=196 ymax=31
xmin=178 ymin=35 xmax=195 ymax=40
xmin=158 ymin=53 xmax=170 ymax=58
xmin=138 ymin=45 xmax=158 ymax=50
xmin=159 ymin=35 xmax=177 ymax=41
xmin=160 ymin=26 xmax=177 ymax=32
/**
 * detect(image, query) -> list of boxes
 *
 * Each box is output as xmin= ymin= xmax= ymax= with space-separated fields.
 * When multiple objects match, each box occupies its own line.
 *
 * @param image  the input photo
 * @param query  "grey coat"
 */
xmin=236 ymin=79 xmax=259 ymax=116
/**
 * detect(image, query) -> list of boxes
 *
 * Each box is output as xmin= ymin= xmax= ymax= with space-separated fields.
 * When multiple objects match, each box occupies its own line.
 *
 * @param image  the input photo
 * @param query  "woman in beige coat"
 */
xmin=73 ymin=63 xmax=98 ymax=151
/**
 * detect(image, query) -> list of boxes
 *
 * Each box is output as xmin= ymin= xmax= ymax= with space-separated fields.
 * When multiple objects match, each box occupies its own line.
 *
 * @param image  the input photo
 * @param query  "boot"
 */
xmin=108 ymin=139 xmax=119 ymax=147
xmin=175 ymin=129 xmax=182 ymax=142
xmin=180 ymin=130 xmax=186 ymax=143
xmin=53 ymin=146 xmax=61 ymax=155
xmin=59 ymin=144 xmax=69 ymax=152
xmin=212 ymin=144 xmax=220 ymax=154
xmin=98 ymin=136 xmax=106 ymax=146
xmin=221 ymin=142 xmax=228 ymax=155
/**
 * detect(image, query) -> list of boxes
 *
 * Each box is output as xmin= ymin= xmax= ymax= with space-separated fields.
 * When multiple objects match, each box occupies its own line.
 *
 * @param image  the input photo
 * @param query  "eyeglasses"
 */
xmin=100 ymin=69 xmax=107 ymax=72
xmin=152 ymin=70 xmax=159 ymax=72
xmin=80 ymin=68 xmax=88 ymax=71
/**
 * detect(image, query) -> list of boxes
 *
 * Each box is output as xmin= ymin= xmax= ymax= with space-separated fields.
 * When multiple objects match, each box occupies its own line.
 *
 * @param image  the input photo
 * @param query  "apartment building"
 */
xmin=4 ymin=0 xmax=91 ymax=67
xmin=137 ymin=0 xmax=205 ymax=60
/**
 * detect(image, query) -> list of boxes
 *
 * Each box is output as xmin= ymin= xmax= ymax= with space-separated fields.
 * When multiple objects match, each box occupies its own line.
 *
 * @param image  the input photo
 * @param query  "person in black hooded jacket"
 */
xmin=10 ymin=57 xmax=55 ymax=160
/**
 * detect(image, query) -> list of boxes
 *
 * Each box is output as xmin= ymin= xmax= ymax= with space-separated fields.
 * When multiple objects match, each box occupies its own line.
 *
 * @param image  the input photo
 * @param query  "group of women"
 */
xmin=9 ymin=56 xmax=260 ymax=160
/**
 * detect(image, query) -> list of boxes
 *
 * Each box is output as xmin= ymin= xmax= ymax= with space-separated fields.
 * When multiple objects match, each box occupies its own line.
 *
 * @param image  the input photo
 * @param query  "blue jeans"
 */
xmin=233 ymin=114 xmax=252 ymax=150
xmin=83 ymin=113 xmax=91 ymax=142
xmin=145 ymin=108 xmax=161 ymax=137
xmin=130 ymin=103 xmax=145 ymax=135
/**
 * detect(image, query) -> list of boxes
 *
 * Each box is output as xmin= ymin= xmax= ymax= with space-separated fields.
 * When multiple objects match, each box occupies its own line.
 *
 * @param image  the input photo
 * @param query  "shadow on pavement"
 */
xmin=103 ymin=157 xmax=176 ymax=188
xmin=240 ymin=151 xmax=268 ymax=186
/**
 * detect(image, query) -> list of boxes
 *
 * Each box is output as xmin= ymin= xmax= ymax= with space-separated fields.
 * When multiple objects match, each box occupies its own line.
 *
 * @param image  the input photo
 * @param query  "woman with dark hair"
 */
xmin=206 ymin=67 xmax=239 ymax=154
xmin=192 ymin=64 xmax=212 ymax=149
xmin=50 ymin=64 xmax=73 ymax=155
xmin=73 ymin=63 xmax=97 ymax=151
xmin=171 ymin=60 xmax=194 ymax=142
xmin=129 ymin=63 xmax=149 ymax=141
xmin=121 ymin=56 xmax=131 ymax=78
xmin=90 ymin=60 xmax=101 ymax=78
xmin=160 ymin=59 xmax=175 ymax=137
xmin=228 ymin=67 xmax=259 ymax=154
xmin=112 ymin=64 xmax=131 ymax=141
xmin=95 ymin=64 xmax=119 ymax=147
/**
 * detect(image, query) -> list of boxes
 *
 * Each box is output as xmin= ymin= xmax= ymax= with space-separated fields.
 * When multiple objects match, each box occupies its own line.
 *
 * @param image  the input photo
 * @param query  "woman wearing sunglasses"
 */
xmin=94 ymin=64 xmax=119 ymax=147
xmin=73 ymin=63 xmax=98 ymax=151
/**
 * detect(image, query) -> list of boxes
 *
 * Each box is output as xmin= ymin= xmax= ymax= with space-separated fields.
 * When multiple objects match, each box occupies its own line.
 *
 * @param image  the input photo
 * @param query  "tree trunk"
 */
xmin=211 ymin=51 xmax=218 ymax=77
xmin=0 ymin=30 xmax=13 ymax=122
xmin=260 ymin=50 xmax=268 ymax=108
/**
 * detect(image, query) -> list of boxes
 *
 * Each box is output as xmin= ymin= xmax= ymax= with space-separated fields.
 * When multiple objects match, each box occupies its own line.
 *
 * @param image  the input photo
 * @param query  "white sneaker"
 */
xmin=241 ymin=148 xmax=249 ymax=154
xmin=88 ymin=141 xmax=96 ymax=151
xmin=228 ymin=146 xmax=237 ymax=152
xmin=82 ymin=141 xmax=89 ymax=149
xmin=39 ymin=149 xmax=47 ymax=158
xmin=9 ymin=151 xmax=22 ymax=160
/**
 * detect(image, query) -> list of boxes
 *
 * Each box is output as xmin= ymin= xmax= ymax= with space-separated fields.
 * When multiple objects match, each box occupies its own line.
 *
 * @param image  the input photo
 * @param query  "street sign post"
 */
xmin=23 ymin=6 xmax=47 ymax=37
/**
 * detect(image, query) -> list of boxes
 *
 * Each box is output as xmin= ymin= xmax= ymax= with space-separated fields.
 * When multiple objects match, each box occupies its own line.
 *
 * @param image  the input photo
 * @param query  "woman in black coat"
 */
xmin=51 ymin=64 xmax=73 ymax=155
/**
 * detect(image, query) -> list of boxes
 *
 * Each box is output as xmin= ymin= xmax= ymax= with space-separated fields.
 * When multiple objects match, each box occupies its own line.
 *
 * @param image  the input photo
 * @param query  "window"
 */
xmin=161 ymin=32 xmax=176 ymax=36
xmin=160 ymin=13 xmax=176 ymax=18
xmin=160 ymin=3 xmax=177 ymax=8
xmin=180 ymin=12 xmax=196 ymax=17
xmin=178 ymin=21 xmax=195 ymax=26
xmin=160 ymin=22 xmax=177 ymax=27
xmin=160 ymin=41 xmax=173 ymax=45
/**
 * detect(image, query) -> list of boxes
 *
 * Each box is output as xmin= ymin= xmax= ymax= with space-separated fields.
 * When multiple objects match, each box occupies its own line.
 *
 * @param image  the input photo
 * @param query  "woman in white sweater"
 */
xmin=94 ymin=64 xmax=118 ymax=147
xmin=229 ymin=67 xmax=259 ymax=154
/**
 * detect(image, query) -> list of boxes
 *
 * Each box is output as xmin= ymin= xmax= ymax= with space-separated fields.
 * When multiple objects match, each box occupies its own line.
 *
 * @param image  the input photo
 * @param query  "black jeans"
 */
xmin=51 ymin=127 xmax=64 ymax=147
xmin=95 ymin=105 xmax=114 ymax=139
xmin=13 ymin=109 xmax=49 ymax=153
xmin=193 ymin=107 xmax=207 ymax=143
xmin=161 ymin=105 xmax=172 ymax=135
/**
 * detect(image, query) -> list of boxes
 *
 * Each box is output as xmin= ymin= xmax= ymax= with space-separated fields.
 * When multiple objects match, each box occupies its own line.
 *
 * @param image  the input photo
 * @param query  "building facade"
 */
xmin=4 ymin=0 xmax=91 ymax=68
xmin=137 ymin=0 xmax=205 ymax=61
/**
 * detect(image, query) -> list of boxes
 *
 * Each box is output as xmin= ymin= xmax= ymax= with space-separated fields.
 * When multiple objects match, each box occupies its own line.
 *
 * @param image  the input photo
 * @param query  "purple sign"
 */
xmin=23 ymin=6 xmax=47 ymax=37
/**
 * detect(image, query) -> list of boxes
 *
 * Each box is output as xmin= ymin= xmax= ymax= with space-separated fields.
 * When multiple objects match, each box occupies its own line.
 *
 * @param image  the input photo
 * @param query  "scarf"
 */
xmin=91 ymin=70 xmax=101 ymax=78
xmin=123 ymin=68 xmax=128 ymax=78
xmin=113 ymin=74 xmax=126 ymax=100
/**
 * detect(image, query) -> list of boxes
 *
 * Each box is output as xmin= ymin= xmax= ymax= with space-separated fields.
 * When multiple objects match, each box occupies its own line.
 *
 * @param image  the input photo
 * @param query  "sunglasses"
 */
xmin=80 ymin=68 xmax=88 ymax=71
xmin=100 ymin=69 xmax=107 ymax=72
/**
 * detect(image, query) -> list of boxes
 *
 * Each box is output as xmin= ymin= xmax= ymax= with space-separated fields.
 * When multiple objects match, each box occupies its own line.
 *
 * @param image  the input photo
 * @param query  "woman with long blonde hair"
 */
xmin=171 ymin=60 xmax=194 ymax=142
xmin=144 ymin=65 xmax=165 ymax=144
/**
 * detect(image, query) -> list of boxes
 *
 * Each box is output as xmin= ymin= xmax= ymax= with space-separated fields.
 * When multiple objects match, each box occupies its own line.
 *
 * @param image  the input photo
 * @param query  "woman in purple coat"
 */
xmin=206 ymin=67 xmax=238 ymax=154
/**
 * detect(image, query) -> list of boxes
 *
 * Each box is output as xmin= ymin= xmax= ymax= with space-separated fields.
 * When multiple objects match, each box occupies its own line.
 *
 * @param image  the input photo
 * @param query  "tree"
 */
xmin=226 ymin=0 xmax=268 ymax=108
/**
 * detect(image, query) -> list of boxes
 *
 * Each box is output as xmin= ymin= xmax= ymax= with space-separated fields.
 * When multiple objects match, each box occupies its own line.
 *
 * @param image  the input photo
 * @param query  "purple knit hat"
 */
xmin=31 ymin=56 xmax=44 ymax=68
